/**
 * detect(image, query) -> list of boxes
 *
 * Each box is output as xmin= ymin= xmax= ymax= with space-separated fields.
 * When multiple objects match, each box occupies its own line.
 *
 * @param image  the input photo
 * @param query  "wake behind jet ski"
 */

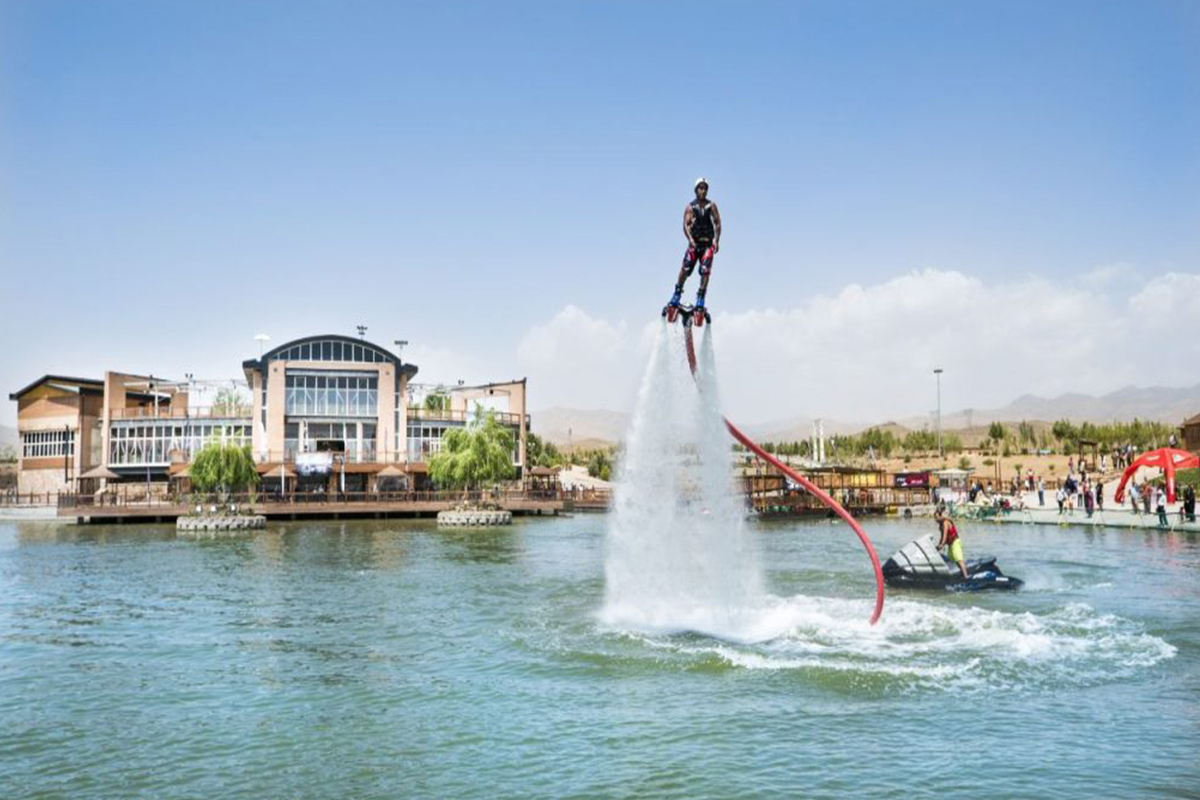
xmin=882 ymin=533 xmax=1023 ymax=592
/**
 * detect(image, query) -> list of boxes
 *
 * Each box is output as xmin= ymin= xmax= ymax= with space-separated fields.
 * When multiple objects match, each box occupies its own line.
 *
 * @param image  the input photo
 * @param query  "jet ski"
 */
xmin=882 ymin=533 xmax=1023 ymax=592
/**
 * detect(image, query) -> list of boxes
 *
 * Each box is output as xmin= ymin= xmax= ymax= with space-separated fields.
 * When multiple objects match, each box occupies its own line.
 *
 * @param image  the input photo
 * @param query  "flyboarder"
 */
xmin=666 ymin=178 xmax=722 ymax=318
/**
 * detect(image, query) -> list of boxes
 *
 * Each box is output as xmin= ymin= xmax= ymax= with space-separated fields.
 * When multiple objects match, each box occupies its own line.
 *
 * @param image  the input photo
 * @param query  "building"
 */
xmin=1182 ymin=411 xmax=1200 ymax=453
xmin=9 ymin=334 xmax=529 ymax=495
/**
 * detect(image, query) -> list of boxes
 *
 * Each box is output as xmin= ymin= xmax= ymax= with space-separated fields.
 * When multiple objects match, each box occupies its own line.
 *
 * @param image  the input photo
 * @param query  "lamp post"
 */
xmin=393 ymin=340 xmax=408 ymax=360
xmin=357 ymin=325 xmax=368 ymax=340
xmin=254 ymin=333 xmax=270 ymax=357
xmin=934 ymin=368 xmax=944 ymax=458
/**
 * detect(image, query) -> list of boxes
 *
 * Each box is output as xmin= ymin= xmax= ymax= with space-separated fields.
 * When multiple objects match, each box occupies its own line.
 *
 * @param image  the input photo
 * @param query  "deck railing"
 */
xmin=0 ymin=491 xmax=60 ymax=507
xmin=57 ymin=488 xmax=577 ymax=510
xmin=110 ymin=405 xmax=253 ymax=420
xmin=407 ymin=408 xmax=528 ymax=427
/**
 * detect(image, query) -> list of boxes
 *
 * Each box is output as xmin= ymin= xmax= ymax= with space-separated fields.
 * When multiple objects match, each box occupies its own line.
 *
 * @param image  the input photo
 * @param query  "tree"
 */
xmin=190 ymin=442 xmax=259 ymax=498
xmin=525 ymin=432 xmax=564 ymax=469
xmin=424 ymin=389 xmax=450 ymax=412
xmin=429 ymin=408 xmax=516 ymax=491
xmin=213 ymin=387 xmax=249 ymax=416
xmin=987 ymin=422 xmax=1006 ymax=452
xmin=0 ymin=444 xmax=16 ymax=464
xmin=587 ymin=449 xmax=612 ymax=481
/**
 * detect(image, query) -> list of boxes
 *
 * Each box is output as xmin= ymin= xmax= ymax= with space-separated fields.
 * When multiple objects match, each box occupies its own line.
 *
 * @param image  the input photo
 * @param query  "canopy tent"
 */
xmin=80 ymin=465 xmax=119 ymax=480
xmin=1112 ymin=447 xmax=1199 ymax=504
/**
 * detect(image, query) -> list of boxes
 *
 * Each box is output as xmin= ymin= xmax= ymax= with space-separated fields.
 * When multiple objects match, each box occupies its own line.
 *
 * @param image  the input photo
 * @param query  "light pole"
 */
xmin=393 ymin=339 xmax=408 ymax=360
xmin=254 ymin=333 xmax=270 ymax=357
xmin=934 ymin=368 xmax=944 ymax=458
xmin=357 ymin=325 xmax=368 ymax=340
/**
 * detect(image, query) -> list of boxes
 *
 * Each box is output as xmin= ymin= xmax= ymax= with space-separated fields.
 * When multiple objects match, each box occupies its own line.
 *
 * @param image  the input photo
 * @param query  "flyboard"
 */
xmin=663 ymin=300 xmax=886 ymax=625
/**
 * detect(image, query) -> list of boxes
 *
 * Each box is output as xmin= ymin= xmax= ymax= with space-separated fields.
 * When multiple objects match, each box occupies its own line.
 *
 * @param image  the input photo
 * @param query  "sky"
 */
xmin=2 ymin=0 xmax=1198 ymax=426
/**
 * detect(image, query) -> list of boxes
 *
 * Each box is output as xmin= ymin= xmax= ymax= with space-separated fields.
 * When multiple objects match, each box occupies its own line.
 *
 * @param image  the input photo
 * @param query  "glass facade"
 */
xmin=109 ymin=421 xmax=250 ymax=466
xmin=284 ymin=421 xmax=377 ymax=461
xmin=22 ymin=430 xmax=75 ymax=459
xmin=269 ymin=338 xmax=390 ymax=364
xmin=407 ymin=423 xmax=453 ymax=461
xmin=285 ymin=372 xmax=377 ymax=417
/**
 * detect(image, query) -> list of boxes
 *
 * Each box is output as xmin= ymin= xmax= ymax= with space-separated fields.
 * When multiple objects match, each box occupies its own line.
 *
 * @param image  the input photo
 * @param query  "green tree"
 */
xmin=429 ymin=409 xmax=516 ymax=491
xmin=587 ymin=449 xmax=612 ymax=481
xmin=212 ymin=387 xmax=249 ymax=416
xmin=190 ymin=442 xmax=259 ymax=498
xmin=424 ymin=390 xmax=450 ymax=412
xmin=525 ymin=432 xmax=564 ymax=469
xmin=987 ymin=422 xmax=1006 ymax=452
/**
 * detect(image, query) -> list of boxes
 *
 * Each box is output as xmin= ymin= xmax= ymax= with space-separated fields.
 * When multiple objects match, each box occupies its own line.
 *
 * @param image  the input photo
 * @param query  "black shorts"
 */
xmin=682 ymin=241 xmax=715 ymax=277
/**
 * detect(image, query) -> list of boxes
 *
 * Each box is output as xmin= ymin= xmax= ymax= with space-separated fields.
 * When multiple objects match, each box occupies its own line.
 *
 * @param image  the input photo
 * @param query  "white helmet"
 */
xmin=694 ymin=177 xmax=709 ymax=189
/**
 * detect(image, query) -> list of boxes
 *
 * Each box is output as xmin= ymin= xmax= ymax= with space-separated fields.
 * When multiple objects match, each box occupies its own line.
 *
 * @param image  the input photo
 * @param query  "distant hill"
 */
xmin=899 ymin=382 xmax=1200 ymax=431
xmin=532 ymin=383 xmax=1200 ymax=448
xmin=530 ymin=407 xmax=631 ymax=446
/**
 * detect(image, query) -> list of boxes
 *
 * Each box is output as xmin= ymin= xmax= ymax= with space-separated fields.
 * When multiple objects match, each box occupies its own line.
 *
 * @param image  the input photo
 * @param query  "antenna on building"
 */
xmin=254 ymin=333 xmax=270 ymax=356
xmin=357 ymin=325 xmax=368 ymax=340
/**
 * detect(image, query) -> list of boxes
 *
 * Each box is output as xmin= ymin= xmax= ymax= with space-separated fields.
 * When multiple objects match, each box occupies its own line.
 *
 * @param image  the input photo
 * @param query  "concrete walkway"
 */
xmin=969 ymin=502 xmax=1200 ymax=532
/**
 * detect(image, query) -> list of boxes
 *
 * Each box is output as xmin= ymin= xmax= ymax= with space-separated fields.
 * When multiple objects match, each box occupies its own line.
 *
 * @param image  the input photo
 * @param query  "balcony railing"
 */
xmin=407 ymin=408 xmax=528 ymax=427
xmin=110 ymin=405 xmax=253 ymax=420
xmin=257 ymin=449 xmax=406 ymax=465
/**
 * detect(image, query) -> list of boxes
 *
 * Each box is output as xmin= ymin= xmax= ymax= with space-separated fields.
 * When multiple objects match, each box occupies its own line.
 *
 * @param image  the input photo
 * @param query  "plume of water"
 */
xmin=600 ymin=322 xmax=763 ymax=638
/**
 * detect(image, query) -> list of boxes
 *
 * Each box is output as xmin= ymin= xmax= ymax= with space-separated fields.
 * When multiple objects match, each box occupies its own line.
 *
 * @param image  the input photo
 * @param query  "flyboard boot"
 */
xmin=662 ymin=288 xmax=684 ymax=323
xmin=692 ymin=294 xmax=710 ymax=328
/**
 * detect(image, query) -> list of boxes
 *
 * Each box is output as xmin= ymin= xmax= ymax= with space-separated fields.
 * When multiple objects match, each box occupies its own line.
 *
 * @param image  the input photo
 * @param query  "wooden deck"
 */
xmin=57 ymin=491 xmax=570 ymax=522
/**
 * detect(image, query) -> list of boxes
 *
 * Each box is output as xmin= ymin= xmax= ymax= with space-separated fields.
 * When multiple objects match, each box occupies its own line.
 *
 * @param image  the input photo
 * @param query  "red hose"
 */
xmin=684 ymin=324 xmax=885 ymax=625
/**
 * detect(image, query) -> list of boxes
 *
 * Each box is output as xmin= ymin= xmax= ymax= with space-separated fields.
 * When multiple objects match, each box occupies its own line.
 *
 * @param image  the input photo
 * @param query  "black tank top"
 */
xmin=689 ymin=200 xmax=714 ymax=241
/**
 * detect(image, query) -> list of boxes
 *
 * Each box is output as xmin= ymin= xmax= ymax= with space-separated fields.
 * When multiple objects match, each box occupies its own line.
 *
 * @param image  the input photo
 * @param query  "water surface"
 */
xmin=0 ymin=516 xmax=1196 ymax=799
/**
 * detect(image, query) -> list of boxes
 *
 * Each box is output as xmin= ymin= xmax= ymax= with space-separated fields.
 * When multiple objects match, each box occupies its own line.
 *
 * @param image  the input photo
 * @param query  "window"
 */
xmin=21 ymin=430 xmax=75 ymax=459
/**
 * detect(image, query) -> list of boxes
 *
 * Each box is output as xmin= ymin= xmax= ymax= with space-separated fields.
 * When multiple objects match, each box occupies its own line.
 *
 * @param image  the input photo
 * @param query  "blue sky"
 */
xmin=2 ymin=0 xmax=1198 ymax=424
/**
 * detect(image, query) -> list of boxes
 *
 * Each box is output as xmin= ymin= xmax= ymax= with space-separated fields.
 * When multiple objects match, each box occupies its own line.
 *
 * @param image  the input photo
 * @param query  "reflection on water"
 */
xmin=0 ymin=516 xmax=1197 ymax=800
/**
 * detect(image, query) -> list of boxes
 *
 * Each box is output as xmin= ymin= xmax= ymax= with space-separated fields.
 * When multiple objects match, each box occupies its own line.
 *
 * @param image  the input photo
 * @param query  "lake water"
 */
xmin=1 ymin=515 xmax=1197 ymax=799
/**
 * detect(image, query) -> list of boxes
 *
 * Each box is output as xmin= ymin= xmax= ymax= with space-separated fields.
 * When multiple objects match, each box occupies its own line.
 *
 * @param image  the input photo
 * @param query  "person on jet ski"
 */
xmin=935 ymin=508 xmax=969 ymax=580
xmin=667 ymin=178 xmax=722 ymax=312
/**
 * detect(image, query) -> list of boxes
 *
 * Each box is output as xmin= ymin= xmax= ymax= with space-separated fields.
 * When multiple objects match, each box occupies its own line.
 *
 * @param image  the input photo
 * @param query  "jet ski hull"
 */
xmin=882 ymin=533 xmax=1024 ymax=592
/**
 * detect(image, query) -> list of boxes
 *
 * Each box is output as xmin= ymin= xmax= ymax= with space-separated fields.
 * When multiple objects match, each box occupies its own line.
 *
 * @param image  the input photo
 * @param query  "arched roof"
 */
xmin=242 ymin=334 xmax=418 ymax=380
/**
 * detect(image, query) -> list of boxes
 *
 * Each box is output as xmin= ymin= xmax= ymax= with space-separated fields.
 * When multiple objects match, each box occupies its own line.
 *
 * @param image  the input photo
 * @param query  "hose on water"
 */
xmin=683 ymin=323 xmax=885 ymax=625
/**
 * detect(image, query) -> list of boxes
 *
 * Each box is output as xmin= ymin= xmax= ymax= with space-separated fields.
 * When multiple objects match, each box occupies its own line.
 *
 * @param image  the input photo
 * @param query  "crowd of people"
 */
xmin=954 ymin=452 xmax=1197 ymax=527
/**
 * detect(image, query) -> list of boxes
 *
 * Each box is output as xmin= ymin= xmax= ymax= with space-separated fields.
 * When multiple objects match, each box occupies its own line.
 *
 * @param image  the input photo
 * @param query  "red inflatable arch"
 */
xmin=1112 ymin=447 xmax=1199 ymax=505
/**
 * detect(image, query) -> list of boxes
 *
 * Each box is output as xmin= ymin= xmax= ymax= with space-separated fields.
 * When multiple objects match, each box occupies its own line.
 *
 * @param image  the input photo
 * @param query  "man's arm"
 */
xmin=683 ymin=205 xmax=695 ymax=247
xmin=711 ymin=203 xmax=722 ymax=252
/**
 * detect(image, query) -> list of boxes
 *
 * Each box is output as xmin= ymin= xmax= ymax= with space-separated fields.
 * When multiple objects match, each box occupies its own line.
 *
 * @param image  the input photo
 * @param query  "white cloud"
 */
xmin=516 ymin=305 xmax=649 ymax=410
xmin=518 ymin=268 xmax=1200 ymax=423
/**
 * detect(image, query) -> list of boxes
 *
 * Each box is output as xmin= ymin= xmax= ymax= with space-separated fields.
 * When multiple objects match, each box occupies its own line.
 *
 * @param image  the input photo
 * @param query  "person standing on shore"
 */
xmin=1056 ymin=485 xmax=1066 ymax=514
xmin=1184 ymin=485 xmax=1197 ymax=523
xmin=1038 ymin=477 xmax=1045 ymax=507
xmin=1156 ymin=486 xmax=1168 ymax=527
xmin=667 ymin=178 xmax=722 ymax=312
xmin=1143 ymin=483 xmax=1153 ymax=515
xmin=1130 ymin=483 xmax=1140 ymax=514
xmin=1095 ymin=479 xmax=1104 ymax=512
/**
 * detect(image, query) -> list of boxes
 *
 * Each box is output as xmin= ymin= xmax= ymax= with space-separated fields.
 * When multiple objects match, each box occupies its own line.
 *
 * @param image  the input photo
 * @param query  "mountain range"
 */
xmin=531 ymin=383 xmax=1200 ymax=446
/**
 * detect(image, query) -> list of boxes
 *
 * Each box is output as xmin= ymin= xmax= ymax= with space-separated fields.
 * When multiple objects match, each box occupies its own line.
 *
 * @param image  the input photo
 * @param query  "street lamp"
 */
xmin=393 ymin=339 xmax=408 ymax=360
xmin=934 ymin=368 xmax=944 ymax=457
xmin=254 ymin=333 xmax=270 ymax=357
xmin=356 ymin=325 xmax=368 ymax=340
